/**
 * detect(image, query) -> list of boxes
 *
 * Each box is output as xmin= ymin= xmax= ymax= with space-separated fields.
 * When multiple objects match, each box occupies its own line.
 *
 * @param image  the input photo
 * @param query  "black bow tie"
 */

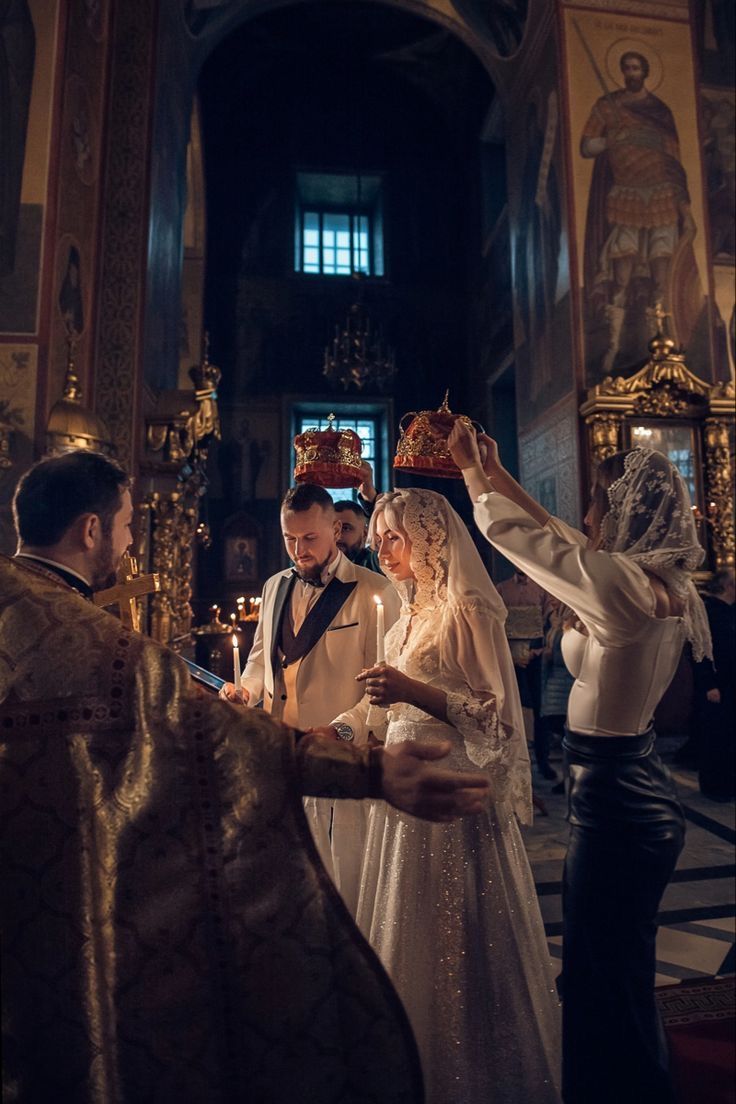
xmin=291 ymin=569 xmax=325 ymax=589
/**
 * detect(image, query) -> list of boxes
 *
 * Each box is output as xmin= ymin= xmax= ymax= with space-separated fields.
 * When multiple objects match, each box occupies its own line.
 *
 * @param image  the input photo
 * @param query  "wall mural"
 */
xmin=563 ymin=8 xmax=712 ymax=386
xmin=0 ymin=345 xmax=37 ymax=554
xmin=701 ymin=87 xmax=735 ymax=379
xmin=0 ymin=0 xmax=58 ymax=335
xmin=451 ymin=0 xmax=528 ymax=59
xmin=509 ymin=25 xmax=573 ymax=430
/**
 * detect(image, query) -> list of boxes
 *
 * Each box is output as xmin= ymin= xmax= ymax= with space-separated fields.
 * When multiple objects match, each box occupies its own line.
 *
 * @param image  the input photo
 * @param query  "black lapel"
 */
xmin=289 ymin=578 xmax=357 ymax=664
xmin=270 ymin=573 xmax=297 ymax=673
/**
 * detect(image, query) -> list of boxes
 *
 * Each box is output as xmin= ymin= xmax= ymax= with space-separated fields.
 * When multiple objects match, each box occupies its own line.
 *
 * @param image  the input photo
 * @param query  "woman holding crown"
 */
xmin=448 ymin=421 xmax=712 ymax=1104
xmin=315 ymin=486 xmax=561 ymax=1103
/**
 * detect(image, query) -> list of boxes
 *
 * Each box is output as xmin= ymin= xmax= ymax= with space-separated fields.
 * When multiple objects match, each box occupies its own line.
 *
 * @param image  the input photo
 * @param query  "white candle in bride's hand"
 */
xmin=232 ymin=633 xmax=241 ymax=686
xmin=374 ymin=595 xmax=385 ymax=664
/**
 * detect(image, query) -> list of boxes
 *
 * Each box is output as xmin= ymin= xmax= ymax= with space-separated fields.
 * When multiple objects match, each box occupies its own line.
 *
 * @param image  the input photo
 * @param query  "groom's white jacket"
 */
xmin=240 ymin=551 xmax=400 ymax=731
xmin=240 ymin=552 xmax=400 ymax=915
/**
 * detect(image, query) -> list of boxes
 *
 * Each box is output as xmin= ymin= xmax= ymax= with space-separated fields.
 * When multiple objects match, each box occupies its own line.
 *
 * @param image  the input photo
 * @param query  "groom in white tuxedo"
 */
xmin=222 ymin=482 xmax=400 ymax=913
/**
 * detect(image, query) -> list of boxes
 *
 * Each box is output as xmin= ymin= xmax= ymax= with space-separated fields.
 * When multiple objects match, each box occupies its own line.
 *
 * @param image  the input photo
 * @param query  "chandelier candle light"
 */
xmin=323 ymin=279 xmax=396 ymax=391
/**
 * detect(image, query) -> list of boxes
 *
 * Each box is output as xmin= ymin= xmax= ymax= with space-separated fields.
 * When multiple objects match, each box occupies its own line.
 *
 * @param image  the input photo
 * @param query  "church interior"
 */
xmin=1 ymin=0 xmax=735 ymax=1099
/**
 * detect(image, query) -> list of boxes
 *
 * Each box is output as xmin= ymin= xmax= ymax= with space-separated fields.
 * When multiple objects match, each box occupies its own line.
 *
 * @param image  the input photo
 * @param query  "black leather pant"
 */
xmin=561 ymin=730 xmax=685 ymax=1104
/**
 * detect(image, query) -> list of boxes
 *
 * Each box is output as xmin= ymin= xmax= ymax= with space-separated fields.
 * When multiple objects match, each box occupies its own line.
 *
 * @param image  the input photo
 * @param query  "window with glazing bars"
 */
xmin=300 ymin=211 xmax=371 ymax=276
xmin=293 ymin=412 xmax=378 ymax=502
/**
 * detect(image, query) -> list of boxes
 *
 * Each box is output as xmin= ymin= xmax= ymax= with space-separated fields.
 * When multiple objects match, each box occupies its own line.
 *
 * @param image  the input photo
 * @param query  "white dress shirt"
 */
xmin=289 ymin=552 xmax=342 ymax=634
xmin=473 ymin=493 xmax=686 ymax=737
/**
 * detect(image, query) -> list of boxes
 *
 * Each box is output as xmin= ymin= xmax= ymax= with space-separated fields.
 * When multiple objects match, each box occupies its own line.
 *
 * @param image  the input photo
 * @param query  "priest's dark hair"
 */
xmin=281 ymin=483 xmax=334 ymax=513
xmin=13 ymin=449 xmax=131 ymax=547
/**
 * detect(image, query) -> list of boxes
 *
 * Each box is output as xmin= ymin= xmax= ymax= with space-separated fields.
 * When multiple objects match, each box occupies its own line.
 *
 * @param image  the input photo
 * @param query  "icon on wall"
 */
xmin=225 ymin=536 xmax=258 ymax=585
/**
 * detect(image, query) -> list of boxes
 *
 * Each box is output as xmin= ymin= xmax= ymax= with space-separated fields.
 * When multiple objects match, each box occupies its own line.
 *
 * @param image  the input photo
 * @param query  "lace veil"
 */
xmin=369 ymin=488 xmax=527 ymax=770
xmin=600 ymin=447 xmax=712 ymax=661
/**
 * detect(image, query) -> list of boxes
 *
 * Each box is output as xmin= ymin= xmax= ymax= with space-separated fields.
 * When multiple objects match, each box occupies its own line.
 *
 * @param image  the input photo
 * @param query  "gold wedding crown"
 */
xmin=293 ymin=413 xmax=364 ymax=488
xmin=394 ymin=392 xmax=482 ymax=479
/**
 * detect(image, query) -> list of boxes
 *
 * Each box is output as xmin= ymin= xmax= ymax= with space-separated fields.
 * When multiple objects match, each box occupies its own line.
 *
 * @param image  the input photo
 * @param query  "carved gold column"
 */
xmin=704 ymin=417 xmax=735 ymax=571
xmin=585 ymin=412 xmax=623 ymax=465
xmin=137 ymin=342 xmax=220 ymax=645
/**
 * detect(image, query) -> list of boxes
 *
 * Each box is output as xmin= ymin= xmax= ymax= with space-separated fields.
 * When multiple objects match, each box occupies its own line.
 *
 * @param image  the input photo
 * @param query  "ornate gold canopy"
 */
xmin=580 ymin=315 xmax=735 ymax=572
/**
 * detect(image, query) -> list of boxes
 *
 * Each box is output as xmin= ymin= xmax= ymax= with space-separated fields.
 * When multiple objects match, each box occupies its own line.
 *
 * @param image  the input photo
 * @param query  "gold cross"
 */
xmin=93 ymin=552 xmax=160 ymax=632
xmin=647 ymin=300 xmax=671 ymax=333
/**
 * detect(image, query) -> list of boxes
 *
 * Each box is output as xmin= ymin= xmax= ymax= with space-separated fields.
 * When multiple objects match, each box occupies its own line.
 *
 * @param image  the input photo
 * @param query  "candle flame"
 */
xmin=373 ymin=594 xmax=383 ymax=606
xmin=232 ymin=633 xmax=239 ymax=648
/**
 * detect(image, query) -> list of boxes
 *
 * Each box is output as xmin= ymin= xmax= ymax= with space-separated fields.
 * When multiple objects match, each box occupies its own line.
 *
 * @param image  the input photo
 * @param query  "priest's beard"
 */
xmin=90 ymin=529 xmax=119 ymax=591
xmin=293 ymin=551 xmax=333 ymax=585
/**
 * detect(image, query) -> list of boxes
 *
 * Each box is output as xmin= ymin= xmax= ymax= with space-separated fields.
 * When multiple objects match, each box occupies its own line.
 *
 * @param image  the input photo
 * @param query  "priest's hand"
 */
xmin=378 ymin=741 xmax=489 ymax=821
xmin=220 ymin=682 xmax=250 ymax=705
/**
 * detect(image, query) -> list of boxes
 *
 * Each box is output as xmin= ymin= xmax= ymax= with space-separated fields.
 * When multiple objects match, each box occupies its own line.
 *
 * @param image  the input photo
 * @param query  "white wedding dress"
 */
xmin=334 ymin=490 xmax=561 ymax=1104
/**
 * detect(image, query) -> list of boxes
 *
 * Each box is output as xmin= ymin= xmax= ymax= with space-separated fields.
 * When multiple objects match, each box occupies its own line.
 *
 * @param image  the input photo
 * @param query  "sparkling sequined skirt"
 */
xmin=356 ymin=720 xmax=561 ymax=1104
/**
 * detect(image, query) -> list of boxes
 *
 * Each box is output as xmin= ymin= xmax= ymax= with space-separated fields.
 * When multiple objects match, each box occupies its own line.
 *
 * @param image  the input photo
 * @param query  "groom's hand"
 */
xmin=378 ymin=740 xmax=489 ymax=822
xmin=220 ymin=682 xmax=249 ymax=705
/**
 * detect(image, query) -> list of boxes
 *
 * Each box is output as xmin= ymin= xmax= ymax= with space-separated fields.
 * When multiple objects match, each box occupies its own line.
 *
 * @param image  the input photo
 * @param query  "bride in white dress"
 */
xmin=332 ymin=489 xmax=560 ymax=1104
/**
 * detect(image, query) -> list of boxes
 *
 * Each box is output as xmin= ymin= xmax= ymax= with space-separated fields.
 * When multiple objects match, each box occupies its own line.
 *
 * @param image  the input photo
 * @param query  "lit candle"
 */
xmin=374 ymin=595 xmax=385 ymax=664
xmin=232 ymin=632 xmax=241 ymax=686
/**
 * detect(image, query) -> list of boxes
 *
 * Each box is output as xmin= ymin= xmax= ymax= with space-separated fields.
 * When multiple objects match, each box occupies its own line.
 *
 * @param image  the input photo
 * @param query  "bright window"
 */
xmin=295 ymin=172 xmax=384 ymax=277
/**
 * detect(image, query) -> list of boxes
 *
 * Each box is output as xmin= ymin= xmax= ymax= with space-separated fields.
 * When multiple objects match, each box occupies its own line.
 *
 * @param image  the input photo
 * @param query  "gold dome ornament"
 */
xmin=46 ymin=333 xmax=112 ymax=455
xmin=394 ymin=392 xmax=484 ymax=479
xmin=293 ymin=413 xmax=364 ymax=488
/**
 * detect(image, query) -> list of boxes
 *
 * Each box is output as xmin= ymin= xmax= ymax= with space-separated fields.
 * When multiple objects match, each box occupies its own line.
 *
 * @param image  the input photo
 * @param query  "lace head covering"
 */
xmin=600 ymin=447 xmax=712 ymax=661
xmin=370 ymin=488 xmax=507 ymax=618
xmin=370 ymin=489 xmax=527 ymax=776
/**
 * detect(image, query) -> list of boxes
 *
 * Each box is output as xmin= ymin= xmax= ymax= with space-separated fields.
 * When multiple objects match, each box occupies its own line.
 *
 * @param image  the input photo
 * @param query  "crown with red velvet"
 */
xmin=293 ymin=413 xmax=364 ymax=488
xmin=394 ymin=392 xmax=483 ymax=479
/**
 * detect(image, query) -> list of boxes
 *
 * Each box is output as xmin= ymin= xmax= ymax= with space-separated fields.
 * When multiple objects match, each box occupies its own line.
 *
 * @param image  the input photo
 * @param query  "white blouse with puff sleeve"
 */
xmin=473 ymin=492 xmax=686 ymax=737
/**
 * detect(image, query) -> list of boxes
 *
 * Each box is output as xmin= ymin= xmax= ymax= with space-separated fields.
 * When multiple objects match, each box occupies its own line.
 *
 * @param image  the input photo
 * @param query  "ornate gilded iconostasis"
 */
xmin=1 ymin=0 xmax=733 ymax=651
xmin=581 ymin=316 xmax=735 ymax=574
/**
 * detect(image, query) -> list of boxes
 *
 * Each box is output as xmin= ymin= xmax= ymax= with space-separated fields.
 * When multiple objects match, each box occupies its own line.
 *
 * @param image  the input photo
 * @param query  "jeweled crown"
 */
xmin=293 ymin=413 xmax=364 ymax=489
xmin=394 ymin=392 xmax=481 ymax=479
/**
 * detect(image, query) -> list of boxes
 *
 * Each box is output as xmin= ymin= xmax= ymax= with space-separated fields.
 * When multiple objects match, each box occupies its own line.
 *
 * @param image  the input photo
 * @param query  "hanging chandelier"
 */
xmin=323 ymin=278 xmax=396 ymax=391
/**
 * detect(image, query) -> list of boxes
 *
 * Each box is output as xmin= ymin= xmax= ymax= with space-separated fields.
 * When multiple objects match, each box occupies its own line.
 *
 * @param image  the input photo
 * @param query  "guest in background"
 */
xmin=694 ymin=567 xmax=735 ymax=801
xmin=497 ymin=569 xmax=557 ymax=780
xmin=334 ymin=499 xmax=382 ymax=573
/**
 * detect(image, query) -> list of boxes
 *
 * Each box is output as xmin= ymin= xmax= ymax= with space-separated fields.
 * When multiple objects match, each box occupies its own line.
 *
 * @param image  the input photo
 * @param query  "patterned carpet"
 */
xmin=656 ymin=977 xmax=735 ymax=1104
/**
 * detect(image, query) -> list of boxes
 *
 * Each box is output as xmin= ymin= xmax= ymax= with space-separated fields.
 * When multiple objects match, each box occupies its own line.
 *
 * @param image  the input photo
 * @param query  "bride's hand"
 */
xmin=357 ymin=664 xmax=415 ymax=707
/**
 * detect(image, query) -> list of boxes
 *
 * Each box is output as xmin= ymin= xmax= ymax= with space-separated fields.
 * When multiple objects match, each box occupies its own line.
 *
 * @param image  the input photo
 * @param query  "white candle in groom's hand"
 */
xmin=232 ymin=633 xmax=241 ymax=686
xmin=374 ymin=595 xmax=385 ymax=664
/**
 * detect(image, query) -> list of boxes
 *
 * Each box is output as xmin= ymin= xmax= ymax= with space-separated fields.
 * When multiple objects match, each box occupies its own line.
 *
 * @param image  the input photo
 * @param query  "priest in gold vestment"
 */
xmin=1 ymin=451 xmax=489 ymax=1103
